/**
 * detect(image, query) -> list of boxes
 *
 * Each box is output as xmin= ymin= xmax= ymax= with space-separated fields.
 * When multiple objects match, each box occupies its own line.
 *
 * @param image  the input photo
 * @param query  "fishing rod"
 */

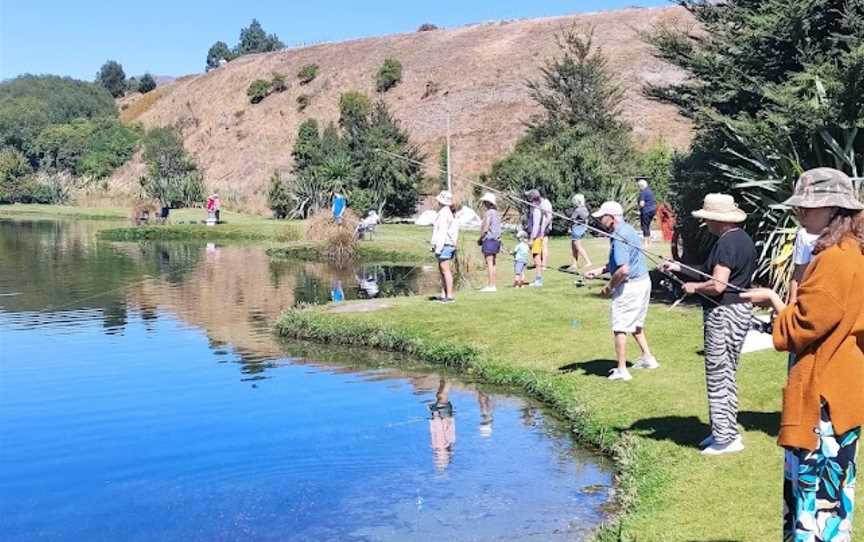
xmin=373 ymin=148 xmax=742 ymax=310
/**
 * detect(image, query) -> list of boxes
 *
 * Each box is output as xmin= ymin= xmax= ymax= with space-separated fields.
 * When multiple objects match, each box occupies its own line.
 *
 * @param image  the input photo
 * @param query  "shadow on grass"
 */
xmin=624 ymin=411 xmax=780 ymax=449
xmin=626 ymin=415 xmax=709 ymax=449
xmin=559 ymin=359 xmax=620 ymax=377
xmin=739 ymin=410 xmax=780 ymax=437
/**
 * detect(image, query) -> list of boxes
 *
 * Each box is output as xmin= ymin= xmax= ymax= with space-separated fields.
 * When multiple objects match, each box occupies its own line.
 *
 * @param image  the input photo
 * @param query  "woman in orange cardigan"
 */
xmin=743 ymin=168 xmax=864 ymax=542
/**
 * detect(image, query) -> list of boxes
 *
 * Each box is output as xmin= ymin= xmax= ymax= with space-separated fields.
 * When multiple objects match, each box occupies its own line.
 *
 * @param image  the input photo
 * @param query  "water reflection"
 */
xmin=0 ymin=217 xmax=614 ymax=542
xmin=429 ymin=379 xmax=457 ymax=472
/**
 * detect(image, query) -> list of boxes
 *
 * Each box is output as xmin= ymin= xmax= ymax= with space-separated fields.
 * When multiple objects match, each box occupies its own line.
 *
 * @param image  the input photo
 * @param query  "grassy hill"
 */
xmin=113 ymin=5 xmax=694 ymax=213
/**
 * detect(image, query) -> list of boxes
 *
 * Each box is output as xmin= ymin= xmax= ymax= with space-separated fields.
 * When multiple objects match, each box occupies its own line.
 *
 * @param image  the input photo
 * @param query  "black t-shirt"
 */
xmin=701 ymin=228 xmax=756 ymax=306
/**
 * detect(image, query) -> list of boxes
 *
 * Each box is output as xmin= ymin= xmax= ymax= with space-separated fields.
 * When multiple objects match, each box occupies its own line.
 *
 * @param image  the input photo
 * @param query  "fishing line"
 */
xmin=375 ymin=148 xmax=779 ymax=334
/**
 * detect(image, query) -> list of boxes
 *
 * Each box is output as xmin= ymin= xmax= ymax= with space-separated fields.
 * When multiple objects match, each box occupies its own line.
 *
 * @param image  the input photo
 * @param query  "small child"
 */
xmin=512 ymin=231 xmax=531 ymax=288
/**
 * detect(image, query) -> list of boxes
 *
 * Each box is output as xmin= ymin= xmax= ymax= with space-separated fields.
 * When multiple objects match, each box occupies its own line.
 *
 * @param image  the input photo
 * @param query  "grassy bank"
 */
xmin=275 ymin=238 xmax=861 ymax=542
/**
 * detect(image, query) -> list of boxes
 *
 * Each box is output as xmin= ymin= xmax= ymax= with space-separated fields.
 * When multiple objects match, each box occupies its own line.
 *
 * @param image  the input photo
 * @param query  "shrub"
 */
xmin=417 ymin=23 xmax=439 ymax=32
xmin=270 ymin=72 xmax=287 ymax=93
xmin=375 ymin=58 xmax=403 ymax=93
xmin=297 ymin=64 xmax=319 ymax=85
xmin=296 ymin=94 xmax=311 ymax=112
xmin=33 ymin=118 xmax=140 ymax=179
xmin=267 ymin=170 xmax=293 ymax=219
xmin=138 ymin=73 xmax=157 ymax=94
xmin=247 ymin=79 xmax=272 ymax=104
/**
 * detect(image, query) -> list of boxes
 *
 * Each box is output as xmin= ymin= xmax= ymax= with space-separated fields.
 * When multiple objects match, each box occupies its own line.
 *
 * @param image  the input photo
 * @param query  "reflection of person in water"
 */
xmin=477 ymin=390 xmax=494 ymax=438
xmin=429 ymin=379 xmax=456 ymax=472
xmin=330 ymin=280 xmax=345 ymax=303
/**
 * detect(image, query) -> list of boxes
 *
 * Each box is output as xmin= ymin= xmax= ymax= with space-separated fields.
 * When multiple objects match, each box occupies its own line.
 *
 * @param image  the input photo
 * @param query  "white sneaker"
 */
xmin=701 ymin=436 xmax=744 ymax=456
xmin=479 ymin=286 xmax=497 ymax=293
xmin=528 ymin=281 xmax=543 ymax=288
xmin=608 ymin=368 xmax=633 ymax=381
xmin=632 ymin=356 xmax=660 ymax=369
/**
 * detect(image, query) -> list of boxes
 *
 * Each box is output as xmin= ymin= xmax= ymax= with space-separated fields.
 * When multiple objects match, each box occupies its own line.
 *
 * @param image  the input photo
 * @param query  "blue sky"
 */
xmin=0 ymin=0 xmax=669 ymax=81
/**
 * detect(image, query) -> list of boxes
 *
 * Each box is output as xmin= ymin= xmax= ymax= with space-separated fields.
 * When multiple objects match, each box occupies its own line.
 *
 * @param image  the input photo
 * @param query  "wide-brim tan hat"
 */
xmin=479 ymin=192 xmax=497 ymax=207
xmin=691 ymin=193 xmax=747 ymax=223
xmin=436 ymin=190 xmax=453 ymax=206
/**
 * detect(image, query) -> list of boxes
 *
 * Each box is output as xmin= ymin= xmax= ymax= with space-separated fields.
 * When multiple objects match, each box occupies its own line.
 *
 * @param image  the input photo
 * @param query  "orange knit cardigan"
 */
xmin=773 ymin=237 xmax=864 ymax=451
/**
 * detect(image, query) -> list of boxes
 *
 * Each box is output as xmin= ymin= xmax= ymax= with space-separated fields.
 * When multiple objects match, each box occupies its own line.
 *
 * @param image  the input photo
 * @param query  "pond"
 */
xmin=0 ymin=218 xmax=613 ymax=541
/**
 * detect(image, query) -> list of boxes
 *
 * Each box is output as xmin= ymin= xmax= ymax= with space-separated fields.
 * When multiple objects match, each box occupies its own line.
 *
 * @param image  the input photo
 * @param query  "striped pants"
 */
xmin=703 ymin=303 xmax=752 ymax=444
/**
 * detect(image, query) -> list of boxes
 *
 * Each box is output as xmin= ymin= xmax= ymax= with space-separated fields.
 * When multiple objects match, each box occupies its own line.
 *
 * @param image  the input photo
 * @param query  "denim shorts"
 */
xmin=437 ymin=245 xmax=457 ymax=262
xmin=514 ymin=261 xmax=527 ymax=274
xmin=570 ymin=224 xmax=588 ymax=240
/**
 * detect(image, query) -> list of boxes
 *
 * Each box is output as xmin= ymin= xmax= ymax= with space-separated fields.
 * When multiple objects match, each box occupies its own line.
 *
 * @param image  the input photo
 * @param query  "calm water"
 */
xmin=0 ymin=218 xmax=612 ymax=541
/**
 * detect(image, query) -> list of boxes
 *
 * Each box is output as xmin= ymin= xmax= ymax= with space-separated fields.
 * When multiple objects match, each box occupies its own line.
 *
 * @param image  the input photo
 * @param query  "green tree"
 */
xmin=647 ymin=0 xmax=864 ymax=287
xmin=292 ymin=119 xmax=323 ymax=172
xmin=338 ymin=91 xmax=371 ymax=147
xmin=375 ymin=58 xmax=403 ymax=93
xmin=138 ymin=74 xmax=157 ymax=94
xmin=354 ymin=100 xmax=424 ymax=216
xmin=235 ymin=19 xmax=284 ymax=55
xmin=490 ymin=26 xmax=637 ymax=231
xmin=0 ymin=75 xmax=115 ymax=155
xmin=206 ymin=41 xmax=234 ymax=71
xmin=96 ymin=60 xmax=127 ymax=98
xmin=247 ymin=79 xmax=272 ymax=104
xmin=140 ymin=127 xmax=204 ymax=207
xmin=0 ymin=147 xmax=33 ymax=203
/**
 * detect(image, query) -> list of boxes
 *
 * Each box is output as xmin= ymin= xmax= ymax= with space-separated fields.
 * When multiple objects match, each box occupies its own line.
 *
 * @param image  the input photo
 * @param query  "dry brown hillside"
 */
xmin=113 ymin=5 xmax=694 ymax=213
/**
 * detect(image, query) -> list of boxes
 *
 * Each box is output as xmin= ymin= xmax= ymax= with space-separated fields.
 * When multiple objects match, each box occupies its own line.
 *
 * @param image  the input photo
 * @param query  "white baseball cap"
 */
xmin=591 ymin=201 xmax=624 ymax=218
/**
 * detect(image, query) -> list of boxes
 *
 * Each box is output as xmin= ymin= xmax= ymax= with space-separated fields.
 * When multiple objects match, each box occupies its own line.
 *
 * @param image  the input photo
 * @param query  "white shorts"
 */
xmin=610 ymin=276 xmax=652 ymax=333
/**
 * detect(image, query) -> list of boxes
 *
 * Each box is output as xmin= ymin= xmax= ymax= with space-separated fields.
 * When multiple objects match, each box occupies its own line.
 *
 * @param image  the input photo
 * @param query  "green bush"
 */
xmin=247 ymin=79 xmax=272 ymax=104
xmin=297 ymin=64 xmax=319 ymax=85
xmin=375 ymin=58 xmax=403 ymax=93
xmin=268 ymin=170 xmax=293 ymax=219
xmin=270 ymin=72 xmax=287 ymax=93
xmin=138 ymin=73 xmax=157 ymax=94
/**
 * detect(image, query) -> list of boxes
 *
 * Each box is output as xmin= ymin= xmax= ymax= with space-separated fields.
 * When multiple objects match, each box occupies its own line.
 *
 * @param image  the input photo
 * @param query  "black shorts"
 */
xmin=640 ymin=211 xmax=656 ymax=237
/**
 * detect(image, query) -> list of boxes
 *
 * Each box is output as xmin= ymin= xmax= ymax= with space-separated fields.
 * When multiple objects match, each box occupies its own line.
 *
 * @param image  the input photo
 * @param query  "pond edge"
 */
xmin=276 ymin=307 xmax=643 ymax=542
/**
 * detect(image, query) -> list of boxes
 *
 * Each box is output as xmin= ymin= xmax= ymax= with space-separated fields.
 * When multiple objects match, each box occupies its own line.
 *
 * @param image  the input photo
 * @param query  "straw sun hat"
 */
xmin=691 ymin=194 xmax=747 ymax=223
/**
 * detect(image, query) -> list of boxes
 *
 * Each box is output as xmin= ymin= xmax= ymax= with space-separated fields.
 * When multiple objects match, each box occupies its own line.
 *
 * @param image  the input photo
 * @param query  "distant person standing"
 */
xmin=512 ymin=230 xmax=530 ymax=288
xmin=569 ymin=194 xmax=592 ymax=271
xmin=585 ymin=201 xmax=658 ymax=382
xmin=206 ymin=193 xmax=216 ymax=221
xmin=526 ymin=190 xmax=545 ymax=287
xmin=212 ymin=193 xmax=222 ymax=223
xmin=478 ymin=192 xmax=502 ymax=292
xmin=331 ymin=188 xmax=347 ymax=225
xmin=431 ymin=190 xmax=459 ymax=303
xmin=638 ymin=178 xmax=656 ymax=246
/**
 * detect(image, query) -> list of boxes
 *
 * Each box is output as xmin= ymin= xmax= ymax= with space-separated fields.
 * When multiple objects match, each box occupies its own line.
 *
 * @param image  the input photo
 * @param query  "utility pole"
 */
xmin=444 ymin=91 xmax=452 ymax=193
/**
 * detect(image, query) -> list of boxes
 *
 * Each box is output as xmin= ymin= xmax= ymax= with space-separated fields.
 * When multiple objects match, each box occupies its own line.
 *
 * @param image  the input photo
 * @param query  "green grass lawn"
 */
xmin=277 ymin=234 xmax=863 ymax=542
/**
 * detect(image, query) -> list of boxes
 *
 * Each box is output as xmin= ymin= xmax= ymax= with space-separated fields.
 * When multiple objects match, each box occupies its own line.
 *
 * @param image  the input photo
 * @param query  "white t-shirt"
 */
xmin=792 ymin=229 xmax=819 ymax=266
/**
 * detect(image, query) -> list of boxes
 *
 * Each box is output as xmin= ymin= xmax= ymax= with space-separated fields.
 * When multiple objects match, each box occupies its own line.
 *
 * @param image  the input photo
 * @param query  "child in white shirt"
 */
xmin=512 ymin=231 xmax=530 ymax=288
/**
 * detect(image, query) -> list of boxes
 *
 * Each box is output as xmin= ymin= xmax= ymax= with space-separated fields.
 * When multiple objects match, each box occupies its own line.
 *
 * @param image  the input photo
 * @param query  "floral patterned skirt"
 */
xmin=783 ymin=402 xmax=859 ymax=542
